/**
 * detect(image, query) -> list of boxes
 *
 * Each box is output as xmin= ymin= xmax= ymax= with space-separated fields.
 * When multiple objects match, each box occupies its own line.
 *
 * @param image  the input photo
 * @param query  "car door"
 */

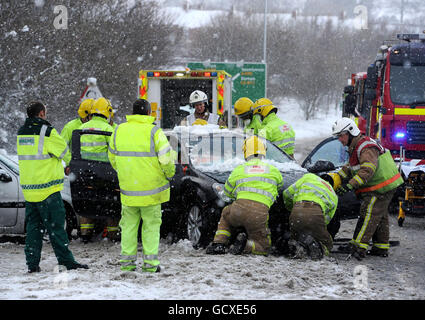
xmin=301 ymin=137 xmax=360 ymax=220
xmin=0 ymin=157 xmax=23 ymax=228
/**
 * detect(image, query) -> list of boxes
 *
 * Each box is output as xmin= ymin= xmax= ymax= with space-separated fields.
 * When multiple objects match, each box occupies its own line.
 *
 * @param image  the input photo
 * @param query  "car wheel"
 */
xmin=186 ymin=203 xmax=212 ymax=249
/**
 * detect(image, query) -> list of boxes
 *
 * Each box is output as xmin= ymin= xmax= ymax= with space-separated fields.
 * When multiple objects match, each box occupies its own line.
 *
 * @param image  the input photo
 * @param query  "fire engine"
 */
xmin=342 ymin=33 xmax=425 ymax=226
xmin=137 ymin=69 xmax=233 ymax=129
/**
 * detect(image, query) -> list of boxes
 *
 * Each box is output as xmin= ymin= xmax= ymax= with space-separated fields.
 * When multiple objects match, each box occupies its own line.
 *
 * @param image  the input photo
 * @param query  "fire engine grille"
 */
xmin=407 ymin=121 xmax=425 ymax=144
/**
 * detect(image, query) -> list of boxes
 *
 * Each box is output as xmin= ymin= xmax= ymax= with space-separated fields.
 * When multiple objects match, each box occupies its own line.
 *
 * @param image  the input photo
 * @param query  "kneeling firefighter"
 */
xmin=280 ymin=173 xmax=338 ymax=260
xmin=206 ymin=136 xmax=283 ymax=255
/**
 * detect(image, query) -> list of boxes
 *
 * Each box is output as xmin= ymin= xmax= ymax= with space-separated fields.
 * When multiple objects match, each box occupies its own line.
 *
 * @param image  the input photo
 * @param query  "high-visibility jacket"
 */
xmin=244 ymin=114 xmax=263 ymax=135
xmin=283 ymin=173 xmax=338 ymax=225
xmin=108 ymin=114 xmax=176 ymax=206
xmin=258 ymin=112 xmax=295 ymax=156
xmin=60 ymin=118 xmax=83 ymax=147
xmin=79 ymin=116 xmax=114 ymax=162
xmin=338 ymin=136 xmax=403 ymax=194
xmin=17 ymin=117 xmax=71 ymax=202
xmin=186 ymin=112 xmax=220 ymax=125
xmin=224 ymin=158 xmax=283 ymax=208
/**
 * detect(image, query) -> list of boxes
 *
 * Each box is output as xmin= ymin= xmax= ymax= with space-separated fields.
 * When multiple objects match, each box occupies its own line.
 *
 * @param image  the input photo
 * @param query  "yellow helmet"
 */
xmin=243 ymin=136 xmax=267 ymax=160
xmin=192 ymin=119 xmax=208 ymax=126
xmin=321 ymin=172 xmax=342 ymax=190
xmin=234 ymin=97 xmax=254 ymax=118
xmin=78 ymin=99 xmax=94 ymax=119
xmin=92 ymin=97 xmax=113 ymax=119
xmin=252 ymin=98 xmax=276 ymax=117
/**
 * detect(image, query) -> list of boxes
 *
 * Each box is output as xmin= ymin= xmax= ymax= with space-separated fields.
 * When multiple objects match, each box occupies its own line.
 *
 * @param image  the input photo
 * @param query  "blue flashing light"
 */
xmin=211 ymin=72 xmax=217 ymax=77
xmin=147 ymin=72 xmax=154 ymax=77
xmin=395 ymin=132 xmax=405 ymax=139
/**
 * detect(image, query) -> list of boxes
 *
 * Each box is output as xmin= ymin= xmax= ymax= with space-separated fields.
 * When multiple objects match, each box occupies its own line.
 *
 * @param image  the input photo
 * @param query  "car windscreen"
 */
xmin=306 ymin=138 xmax=349 ymax=168
xmin=186 ymin=133 xmax=297 ymax=172
xmin=390 ymin=64 xmax=425 ymax=105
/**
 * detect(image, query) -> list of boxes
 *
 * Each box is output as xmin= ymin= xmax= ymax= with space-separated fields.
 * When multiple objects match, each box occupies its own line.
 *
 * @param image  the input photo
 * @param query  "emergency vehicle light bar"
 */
xmin=146 ymin=71 xmax=217 ymax=78
xmin=397 ymin=34 xmax=425 ymax=41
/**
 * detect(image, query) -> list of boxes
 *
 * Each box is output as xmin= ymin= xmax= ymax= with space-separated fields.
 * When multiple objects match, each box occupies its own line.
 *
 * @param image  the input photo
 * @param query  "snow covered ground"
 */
xmin=1 ymin=99 xmax=424 ymax=302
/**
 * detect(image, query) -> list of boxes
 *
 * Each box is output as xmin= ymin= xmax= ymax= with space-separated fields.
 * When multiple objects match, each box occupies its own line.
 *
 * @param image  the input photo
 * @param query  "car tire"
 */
xmin=185 ymin=203 xmax=213 ymax=249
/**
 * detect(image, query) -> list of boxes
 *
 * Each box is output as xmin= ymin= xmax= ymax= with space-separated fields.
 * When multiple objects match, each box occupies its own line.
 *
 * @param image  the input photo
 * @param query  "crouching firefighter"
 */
xmin=206 ymin=136 xmax=283 ymax=255
xmin=331 ymin=118 xmax=403 ymax=260
xmin=280 ymin=173 xmax=338 ymax=260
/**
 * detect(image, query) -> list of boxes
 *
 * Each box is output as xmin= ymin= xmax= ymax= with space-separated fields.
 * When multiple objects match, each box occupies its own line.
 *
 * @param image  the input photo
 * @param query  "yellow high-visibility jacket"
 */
xmin=108 ymin=115 xmax=176 ymax=206
xmin=17 ymin=117 xmax=70 ymax=202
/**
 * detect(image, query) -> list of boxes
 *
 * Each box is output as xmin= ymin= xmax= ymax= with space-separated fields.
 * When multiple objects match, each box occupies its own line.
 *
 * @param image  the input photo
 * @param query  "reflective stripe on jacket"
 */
xmin=108 ymin=114 xmax=176 ymax=206
xmin=224 ymin=158 xmax=283 ymax=208
xmin=346 ymin=136 xmax=403 ymax=194
xmin=282 ymin=173 xmax=338 ymax=225
xmin=258 ymin=112 xmax=295 ymax=156
xmin=79 ymin=116 xmax=114 ymax=162
xmin=17 ymin=117 xmax=70 ymax=202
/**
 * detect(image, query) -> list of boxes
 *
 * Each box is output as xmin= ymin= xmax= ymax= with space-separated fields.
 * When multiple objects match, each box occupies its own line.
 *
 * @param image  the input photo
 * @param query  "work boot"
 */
xmin=206 ymin=242 xmax=226 ymax=255
xmin=229 ymin=233 xmax=247 ymax=255
xmin=28 ymin=266 xmax=41 ymax=274
xmin=81 ymin=235 xmax=92 ymax=244
xmin=287 ymin=239 xmax=308 ymax=259
xmin=337 ymin=243 xmax=352 ymax=254
xmin=297 ymin=234 xmax=324 ymax=260
xmin=66 ymin=262 xmax=89 ymax=270
xmin=367 ymin=247 xmax=389 ymax=257
xmin=348 ymin=244 xmax=366 ymax=261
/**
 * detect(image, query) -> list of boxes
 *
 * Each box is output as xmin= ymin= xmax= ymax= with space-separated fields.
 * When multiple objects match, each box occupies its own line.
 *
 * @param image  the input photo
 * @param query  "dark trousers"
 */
xmin=25 ymin=192 xmax=76 ymax=269
xmin=289 ymin=201 xmax=333 ymax=253
xmin=214 ymin=199 xmax=271 ymax=255
xmin=351 ymin=190 xmax=395 ymax=251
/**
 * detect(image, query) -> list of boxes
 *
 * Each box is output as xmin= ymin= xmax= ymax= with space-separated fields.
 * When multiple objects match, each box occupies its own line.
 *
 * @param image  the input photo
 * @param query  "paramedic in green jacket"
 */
xmin=206 ymin=136 xmax=283 ymax=256
xmin=253 ymin=98 xmax=296 ymax=158
xmin=282 ymin=173 xmax=338 ymax=260
xmin=17 ymin=101 xmax=88 ymax=273
xmin=108 ymin=99 xmax=176 ymax=272
xmin=60 ymin=98 xmax=94 ymax=148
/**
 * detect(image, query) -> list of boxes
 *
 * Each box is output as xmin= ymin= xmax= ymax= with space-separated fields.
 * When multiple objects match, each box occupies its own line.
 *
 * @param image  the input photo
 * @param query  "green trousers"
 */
xmin=119 ymin=204 xmax=162 ymax=271
xmin=24 ymin=192 xmax=76 ymax=269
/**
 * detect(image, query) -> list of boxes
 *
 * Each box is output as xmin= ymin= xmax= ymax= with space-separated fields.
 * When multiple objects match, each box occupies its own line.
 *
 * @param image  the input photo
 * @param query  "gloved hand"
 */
xmin=336 ymin=182 xmax=353 ymax=196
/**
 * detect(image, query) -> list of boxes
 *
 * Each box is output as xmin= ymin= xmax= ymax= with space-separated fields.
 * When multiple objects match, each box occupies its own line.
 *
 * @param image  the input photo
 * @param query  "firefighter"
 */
xmin=181 ymin=90 xmax=226 ymax=127
xmin=281 ymin=173 xmax=338 ymax=260
xmin=206 ymin=136 xmax=283 ymax=256
xmin=234 ymin=97 xmax=262 ymax=135
xmin=78 ymin=97 xmax=117 ymax=243
xmin=17 ymin=101 xmax=88 ymax=272
xmin=60 ymin=98 xmax=94 ymax=147
xmin=253 ymin=98 xmax=295 ymax=158
xmin=108 ymin=99 xmax=176 ymax=272
xmin=331 ymin=117 xmax=403 ymax=260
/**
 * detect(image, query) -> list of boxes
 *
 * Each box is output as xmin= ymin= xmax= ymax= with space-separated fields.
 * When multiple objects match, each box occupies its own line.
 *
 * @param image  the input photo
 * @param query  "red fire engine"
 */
xmin=342 ymin=33 xmax=425 ymax=226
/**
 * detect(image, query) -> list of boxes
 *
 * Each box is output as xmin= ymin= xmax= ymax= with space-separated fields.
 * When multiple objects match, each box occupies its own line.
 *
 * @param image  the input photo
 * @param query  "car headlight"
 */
xmin=212 ymin=183 xmax=232 ymax=203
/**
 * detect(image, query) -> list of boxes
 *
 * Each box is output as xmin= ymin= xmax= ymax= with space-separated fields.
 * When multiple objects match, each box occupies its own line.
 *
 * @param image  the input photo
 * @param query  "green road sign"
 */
xmin=187 ymin=61 xmax=266 ymax=105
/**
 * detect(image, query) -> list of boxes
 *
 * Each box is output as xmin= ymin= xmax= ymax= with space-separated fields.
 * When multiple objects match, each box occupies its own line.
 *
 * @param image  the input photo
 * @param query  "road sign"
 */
xmin=187 ymin=61 xmax=266 ymax=105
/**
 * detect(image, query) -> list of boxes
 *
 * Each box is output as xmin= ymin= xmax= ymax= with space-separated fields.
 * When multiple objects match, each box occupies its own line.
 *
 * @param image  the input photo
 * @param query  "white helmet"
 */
xmin=189 ymin=90 xmax=208 ymax=107
xmin=332 ymin=117 xmax=360 ymax=137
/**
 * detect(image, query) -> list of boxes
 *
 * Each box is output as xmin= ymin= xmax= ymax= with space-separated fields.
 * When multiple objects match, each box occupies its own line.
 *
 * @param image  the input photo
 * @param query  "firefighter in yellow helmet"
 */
xmin=234 ymin=97 xmax=263 ymax=135
xmin=253 ymin=98 xmax=296 ymax=157
xmin=78 ymin=97 xmax=119 ymax=243
xmin=61 ymin=98 xmax=94 ymax=147
xmin=206 ymin=136 xmax=283 ymax=255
